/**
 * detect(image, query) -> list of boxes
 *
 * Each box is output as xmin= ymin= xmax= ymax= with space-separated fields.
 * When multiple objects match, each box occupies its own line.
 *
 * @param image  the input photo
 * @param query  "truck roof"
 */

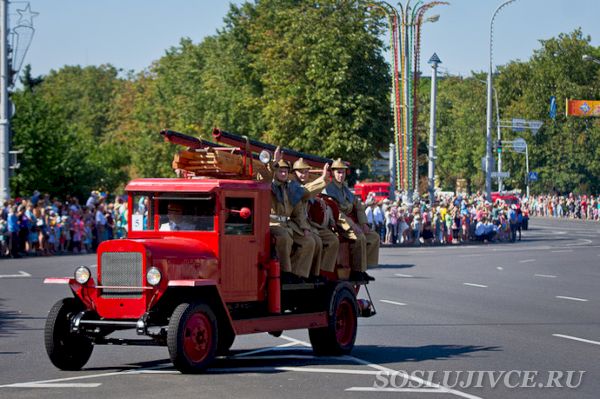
xmin=125 ymin=178 xmax=270 ymax=193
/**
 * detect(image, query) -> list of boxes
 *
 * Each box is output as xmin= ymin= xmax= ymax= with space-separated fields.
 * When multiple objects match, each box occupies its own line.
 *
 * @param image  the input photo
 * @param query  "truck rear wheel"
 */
xmin=44 ymin=298 xmax=93 ymax=371
xmin=309 ymin=288 xmax=357 ymax=355
xmin=168 ymin=302 xmax=218 ymax=373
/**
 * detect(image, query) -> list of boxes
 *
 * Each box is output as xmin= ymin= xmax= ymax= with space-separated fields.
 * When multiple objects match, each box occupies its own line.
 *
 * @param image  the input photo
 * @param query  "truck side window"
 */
xmin=225 ymin=198 xmax=254 ymax=235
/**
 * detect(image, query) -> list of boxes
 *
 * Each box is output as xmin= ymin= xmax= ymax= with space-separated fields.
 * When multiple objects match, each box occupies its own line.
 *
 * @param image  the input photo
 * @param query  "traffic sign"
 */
xmin=512 ymin=138 xmax=527 ymax=153
xmin=492 ymin=171 xmax=510 ymax=178
xmin=528 ymin=120 xmax=543 ymax=134
xmin=512 ymin=118 xmax=526 ymax=132
xmin=528 ymin=171 xmax=539 ymax=182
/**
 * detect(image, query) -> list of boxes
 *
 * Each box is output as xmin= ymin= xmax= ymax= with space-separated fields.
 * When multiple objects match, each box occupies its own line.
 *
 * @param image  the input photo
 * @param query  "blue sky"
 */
xmin=16 ymin=0 xmax=600 ymax=78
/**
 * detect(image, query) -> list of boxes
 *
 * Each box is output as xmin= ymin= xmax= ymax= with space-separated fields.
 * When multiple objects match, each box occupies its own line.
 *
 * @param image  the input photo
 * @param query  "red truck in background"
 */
xmin=353 ymin=182 xmax=390 ymax=203
xmin=43 ymin=129 xmax=377 ymax=374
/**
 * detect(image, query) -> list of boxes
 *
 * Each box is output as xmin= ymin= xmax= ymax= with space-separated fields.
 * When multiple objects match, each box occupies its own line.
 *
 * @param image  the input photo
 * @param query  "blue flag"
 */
xmin=549 ymin=96 xmax=557 ymax=120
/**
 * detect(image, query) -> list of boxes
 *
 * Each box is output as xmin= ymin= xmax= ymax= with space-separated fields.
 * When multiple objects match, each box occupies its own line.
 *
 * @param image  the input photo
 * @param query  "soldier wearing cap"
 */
xmin=323 ymin=158 xmax=379 ymax=281
xmin=292 ymin=158 xmax=339 ymax=279
xmin=270 ymin=158 xmax=316 ymax=282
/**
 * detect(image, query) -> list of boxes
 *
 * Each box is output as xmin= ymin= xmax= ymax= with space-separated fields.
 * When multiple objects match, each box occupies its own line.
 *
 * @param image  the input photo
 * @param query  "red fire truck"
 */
xmin=44 ymin=129 xmax=376 ymax=374
xmin=353 ymin=182 xmax=390 ymax=203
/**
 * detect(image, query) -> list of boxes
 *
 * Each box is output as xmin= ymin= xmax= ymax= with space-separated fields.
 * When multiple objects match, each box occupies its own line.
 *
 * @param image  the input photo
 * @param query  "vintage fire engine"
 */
xmin=44 ymin=129 xmax=376 ymax=373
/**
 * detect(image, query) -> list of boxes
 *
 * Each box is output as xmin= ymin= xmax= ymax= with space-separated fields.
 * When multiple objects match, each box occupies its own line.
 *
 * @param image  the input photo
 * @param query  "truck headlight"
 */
xmin=146 ymin=267 xmax=162 ymax=286
xmin=74 ymin=266 xmax=91 ymax=284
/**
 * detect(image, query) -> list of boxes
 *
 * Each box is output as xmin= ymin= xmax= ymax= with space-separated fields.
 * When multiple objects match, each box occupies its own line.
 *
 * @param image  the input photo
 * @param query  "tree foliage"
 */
xmin=7 ymin=1 xmax=600 ymax=199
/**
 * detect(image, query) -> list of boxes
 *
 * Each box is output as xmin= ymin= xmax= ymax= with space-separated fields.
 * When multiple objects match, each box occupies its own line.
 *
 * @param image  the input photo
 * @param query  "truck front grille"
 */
xmin=100 ymin=252 xmax=143 ymax=298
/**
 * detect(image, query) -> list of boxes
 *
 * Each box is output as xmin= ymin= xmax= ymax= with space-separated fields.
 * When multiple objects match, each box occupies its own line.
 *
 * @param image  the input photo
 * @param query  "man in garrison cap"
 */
xmin=323 ymin=158 xmax=379 ymax=281
xmin=292 ymin=158 xmax=338 ymax=281
xmin=270 ymin=156 xmax=316 ymax=283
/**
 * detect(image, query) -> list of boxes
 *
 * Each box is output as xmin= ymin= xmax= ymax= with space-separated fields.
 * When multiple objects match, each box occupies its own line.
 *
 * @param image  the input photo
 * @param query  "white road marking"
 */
xmin=3 ymin=383 xmax=101 ymax=388
xmin=519 ymin=259 xmax=536 ymax=263
xmin=496 ymin=267 xmax=503 ymax=270
xmin=0 ymin=364 xmax=172 ymax=389
xmin=555 ymin=296 xmax=589 ymax=302
xmin=394 ymin=273 xmax=414 ymax=278
xmin=276 ymin=337 xmax=483 ymax=399
xmin=347 ymin=387 xmax=448 ymax=393
xmin=534 ymin=274 xmax=557 ymax=278
xmin=566 ymin=239 xmax=593 ymax=247
xmin=340 ymin=355 xmax=482 ymax=399
xmin=553 ymin=334 xmax=600 ymax=347
xmin=463 ymin=283 xmax=488 ymax=288
xmin=0 ymin=271 xmax=31 ymax=279
xmin=551 ymin=250 xmax=573 ymax=253
xmin=380 ymin=299 xmax=407 ymax=306
xmin=228 ymin=355 xmax=318 ymax=361
xmin=280 ymin=366 xmax=380 ymax=375
xmin=458 ymin=254 xmax=480 ymax=258
xmin=233 ymin=341 xmax=298 ymax=357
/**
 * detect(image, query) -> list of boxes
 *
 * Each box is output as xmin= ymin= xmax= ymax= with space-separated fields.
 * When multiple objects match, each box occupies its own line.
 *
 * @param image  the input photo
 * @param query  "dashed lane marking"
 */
xmin=553 ymin=334 xmax=600 ymax=347
xmin=380 ymin=299 xmax=407 ymax=306
xmin=519 ymin=259 xmax=536 ymax=263
xmin=463 ymin=283 xmax=488 ymax=288
xmin=555 ymin=296 xmax=589 ymax=302
xmin=394 ymin=273 xmax=414 ymax=278
xmin=534 ymin=274 xmax=557 ymax=278
xmin=551 ymin=250 xmax=573 ymax=253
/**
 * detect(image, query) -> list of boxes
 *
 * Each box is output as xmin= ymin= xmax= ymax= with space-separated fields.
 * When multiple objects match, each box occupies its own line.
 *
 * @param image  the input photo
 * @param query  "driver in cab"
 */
xmin=160 ymin=202 xmax=194 ymax=231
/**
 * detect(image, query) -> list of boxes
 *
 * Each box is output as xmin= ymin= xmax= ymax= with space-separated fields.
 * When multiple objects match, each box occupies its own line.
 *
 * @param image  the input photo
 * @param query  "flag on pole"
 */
xmin=549 ymin=96 xmax=557 ymax=120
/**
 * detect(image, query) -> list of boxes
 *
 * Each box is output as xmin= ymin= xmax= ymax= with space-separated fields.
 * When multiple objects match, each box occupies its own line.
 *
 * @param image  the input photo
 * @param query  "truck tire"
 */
xmin=44 ymin=298 xmax=93 ymax=371
xmin=309 ymin=288 xmax=357 ymax=356
xmin=168 ymin=302 xmax=218 ymax=373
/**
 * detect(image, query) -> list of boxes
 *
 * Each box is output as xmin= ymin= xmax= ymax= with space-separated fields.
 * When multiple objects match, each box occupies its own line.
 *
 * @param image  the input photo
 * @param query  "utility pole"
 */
xmin=0 ymin=0 xmax=9 ymax=201
xmin=427 ymin=53 xmax=441 ymax=204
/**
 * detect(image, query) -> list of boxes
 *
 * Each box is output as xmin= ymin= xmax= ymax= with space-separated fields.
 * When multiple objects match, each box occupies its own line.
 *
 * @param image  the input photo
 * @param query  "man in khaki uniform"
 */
xmin=270 ymin=159 xmax=316 ymax=283
xmin=292 ymin=158 xmax=339 ymax=279
xmin=323 ymin=159 xmax=379 ymax=281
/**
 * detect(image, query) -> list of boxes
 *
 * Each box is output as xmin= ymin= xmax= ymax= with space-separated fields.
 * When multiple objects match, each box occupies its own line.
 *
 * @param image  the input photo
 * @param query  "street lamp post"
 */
xmin=486 ymin=0 xmax=517 ymax=202
xmin=0 ymin=0 xmax=8 ymax=201
xmin=477 ymin=79 xmax=502 ymax=191
xmin=428 ymin=53 xmax=441 ymax=203
xmin=582 ymin=54 xmax=600 ymax=65
xmin=524 ymin=141 xmax=529 ymax=198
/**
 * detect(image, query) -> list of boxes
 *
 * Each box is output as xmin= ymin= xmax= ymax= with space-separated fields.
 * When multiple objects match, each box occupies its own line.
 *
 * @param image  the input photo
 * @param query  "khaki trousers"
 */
xmin=270 ymin=225 xmax=293 ymax=272
xmin=290 ymin=231 xmax=316 ymax=278
xmin=344 ymin=228 xmax=380 ymax=272
xmin=316 ymin=227 xmax=339 ymax=272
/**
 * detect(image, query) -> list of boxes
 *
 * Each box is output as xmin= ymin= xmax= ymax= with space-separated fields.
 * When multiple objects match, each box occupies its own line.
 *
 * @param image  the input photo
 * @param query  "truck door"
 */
xmin=220 ymin=192 xmax=260 ymax=301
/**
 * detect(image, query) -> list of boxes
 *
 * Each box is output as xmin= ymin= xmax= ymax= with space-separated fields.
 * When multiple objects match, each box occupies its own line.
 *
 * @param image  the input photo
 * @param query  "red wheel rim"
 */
xmin=183 ymin=312 xmax=212 ymax=363
xmin=335 ymin=299 xmax=356 ymax=347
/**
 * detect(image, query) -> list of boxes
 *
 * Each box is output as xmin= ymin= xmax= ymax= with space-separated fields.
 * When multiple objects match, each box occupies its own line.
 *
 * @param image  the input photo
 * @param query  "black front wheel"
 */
xmin=44 ymin=298 xmax=93 ymax=371
xmin=168 ymin=302 xmax=218 ymax=373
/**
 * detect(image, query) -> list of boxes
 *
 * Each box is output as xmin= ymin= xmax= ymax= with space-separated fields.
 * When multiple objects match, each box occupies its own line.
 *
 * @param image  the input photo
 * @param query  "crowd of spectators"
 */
xmin=364 ymin=191 xmax=527 ymax=246
xmin=2 ymin=189 xmax=598 ymax=258
xmin=525 ymin=193 xmax=599 ymax=220
xmin=1 ymin=190 xmax=128 ymax=259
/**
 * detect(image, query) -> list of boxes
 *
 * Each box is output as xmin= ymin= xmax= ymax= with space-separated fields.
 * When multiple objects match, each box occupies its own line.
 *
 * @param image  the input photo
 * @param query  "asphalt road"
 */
xmin=0 ymin=217 xmax=598 ymax=398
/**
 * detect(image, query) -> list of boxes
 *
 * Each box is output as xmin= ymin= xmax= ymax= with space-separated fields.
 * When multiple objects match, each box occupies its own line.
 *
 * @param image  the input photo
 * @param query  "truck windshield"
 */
xmin=131 ymin=193 xmax=215 ymax=232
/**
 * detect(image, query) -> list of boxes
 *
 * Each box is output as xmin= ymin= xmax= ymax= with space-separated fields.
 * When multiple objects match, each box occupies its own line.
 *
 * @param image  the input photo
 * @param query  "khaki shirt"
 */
xmin=271 ymin=180 xmax=311 ymax=235
xmin=324 ymin=181 xmax=369 ymax=230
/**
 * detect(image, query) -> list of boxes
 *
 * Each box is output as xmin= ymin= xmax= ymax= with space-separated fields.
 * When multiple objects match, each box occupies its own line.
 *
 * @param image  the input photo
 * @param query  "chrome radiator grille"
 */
xmin=100 ymin=252 xmax=143 ymax=298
